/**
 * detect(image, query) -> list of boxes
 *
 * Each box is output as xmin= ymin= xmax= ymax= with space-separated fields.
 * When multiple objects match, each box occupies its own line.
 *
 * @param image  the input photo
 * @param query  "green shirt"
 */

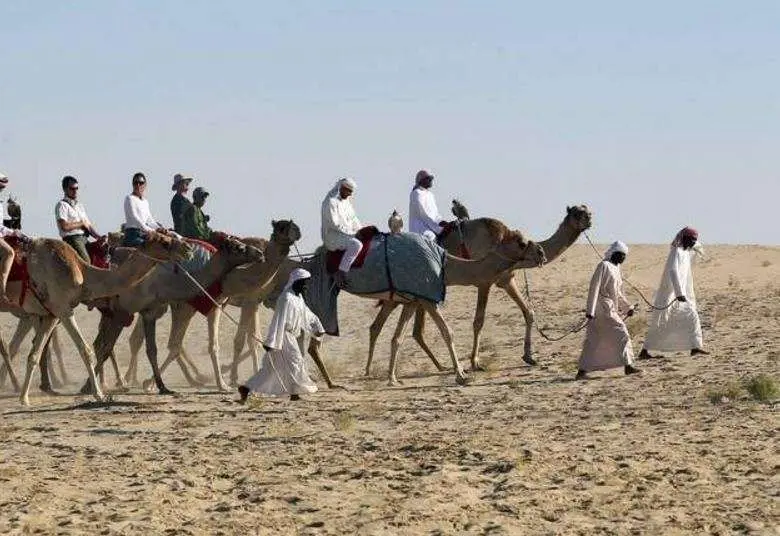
xmin=181 ymin=203 xmax=212 ymax=241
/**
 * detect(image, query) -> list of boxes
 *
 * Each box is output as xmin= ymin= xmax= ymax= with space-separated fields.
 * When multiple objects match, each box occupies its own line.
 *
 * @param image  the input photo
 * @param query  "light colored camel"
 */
xmin=83 ymin=231 xmax=266 ymax=395
xmin=223 ymin=231 xmax=545 ymax=386
xmin=366 ymin=205 xmax=592 ymax=374
xmin=124 ymin=221 xmax=318 ymax=392
xmin=1 ymin=232 xmax=192 ymax=405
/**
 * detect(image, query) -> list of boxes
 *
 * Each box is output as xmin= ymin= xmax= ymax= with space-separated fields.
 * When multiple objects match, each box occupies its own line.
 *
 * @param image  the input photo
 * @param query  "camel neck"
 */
xmin=80 ymin=251 xmax=159 ymax=301
xmin=222 ymin=240 xmax=292 ymax=298
xmin=538 ymin=221 xmax=582 ymax=264
xmin=444 ymin=250 xmax=517 ymax=286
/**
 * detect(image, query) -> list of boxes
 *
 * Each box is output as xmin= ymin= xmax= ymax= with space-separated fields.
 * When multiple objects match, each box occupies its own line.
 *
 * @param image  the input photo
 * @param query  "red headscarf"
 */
xmin=672 ymin=226 xmax=698 ymax=247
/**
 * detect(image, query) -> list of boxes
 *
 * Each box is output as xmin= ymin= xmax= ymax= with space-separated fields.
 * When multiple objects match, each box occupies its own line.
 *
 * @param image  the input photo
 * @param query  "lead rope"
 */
xmin=522 ymin=269 xmax=591 ymax=342
xmin=175 ymin=262 xmax=289 ymax=393
xmin=582 ymin=231 xmax=676 ymax=311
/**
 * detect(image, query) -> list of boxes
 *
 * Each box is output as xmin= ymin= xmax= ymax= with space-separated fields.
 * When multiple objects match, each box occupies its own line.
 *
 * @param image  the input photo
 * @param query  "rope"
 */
xmin=522 ymin=270 xmax=591 ymax=342
xmin=174 ymin=262 xmax=289 ymax=392
xmin=582 ymin=231 xmax=676 ymax=311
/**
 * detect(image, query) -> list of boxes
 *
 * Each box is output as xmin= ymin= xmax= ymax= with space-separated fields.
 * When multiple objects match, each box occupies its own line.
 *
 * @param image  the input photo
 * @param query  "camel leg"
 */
xmin=469 ymin=285 xmax=491 ymax=372
xmin=177 ymin=348 xmax=208 ymax=386
xmin=81 ymin=313 xmax=125 ymax=395
xmin=306 ymin=337 xmax=342 ymax=389
xmin=387 ymin=304 xmax=418 ymax=386
xmin=141 ymin=311 xmax=175 ymax=395
xmin=124 ymin=318 xmax=145 ymax=386
xmin=366 ymin=301 xmax=400 ymax=377
xmin=108 ymin=350 xmax=127 ymax=389
xmin=249 ymin=307 xmax=262 ymax=374
xmin=0 ymin=316 xmax=35 ymax=388
xmin=51 ymin=328 xmax=71 ymax=385
xmin=420 ymin=301 xmax=468 ymax=385
xmin=227 ymin=304 xmax=260 ymax=384
xmin=39 ymin=339 xmax=56 ymax=394
xmin=497 ymin=274 xmax=537 ymax=365
xmin=19 ymin=316 xmax=58 ymax=406
xmin=0 ymin=334 xmax=19 ymax=392
xmin=206 ymin=307 xmax=230 ymax=391
xmin=59 ymin=314 xmax=104 ymax=402
xmin=411 ymin=307 xmax=447 ymax=371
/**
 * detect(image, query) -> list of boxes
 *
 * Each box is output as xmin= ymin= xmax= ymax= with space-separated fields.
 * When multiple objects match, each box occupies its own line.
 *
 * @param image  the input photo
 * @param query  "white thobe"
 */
xmin=244 ymin=290 xmax=324 ymax=396
xmin=579 ymin=260 xmax=635 ymax=371
xmin=0 ymin=201 xmax=13 ymax=237
xmin=643 ymin=247 xmax=703 ymax=352
xmin=124 ymin=194 xmax=162 ymax=232
xmin=55 ymin=198 xmax=91 ymax=238
xmin=409 ymin=187 xmax=443 ymax=240
xmin=321 ymin=190 xmax=362 ymax=271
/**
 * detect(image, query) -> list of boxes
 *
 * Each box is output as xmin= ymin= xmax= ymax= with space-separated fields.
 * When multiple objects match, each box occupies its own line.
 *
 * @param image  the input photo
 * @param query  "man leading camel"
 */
xmin=576 ymin=241 xmax=640 ymax=380
xmin=124 ymin=172 xmax=167 ymax=246
xmin=0 ymin=172 xmax=28 ymax=307
xmin=55 ymin=175 xmax=103 ymax=262
xmin=321 ymin=177 xmax=361 ymax=287
xmin=639 ymin=226 xmax=709 ymax=359
xmin=409 ymin=169 xmax=446 ymax=241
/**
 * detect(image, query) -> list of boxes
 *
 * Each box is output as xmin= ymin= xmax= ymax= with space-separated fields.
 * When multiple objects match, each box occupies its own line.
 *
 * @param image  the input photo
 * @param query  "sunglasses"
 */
xmin=133 ymin=181 xmax=147 ymax=185
xmin=68 ymin=186 xmax=79 ymax=191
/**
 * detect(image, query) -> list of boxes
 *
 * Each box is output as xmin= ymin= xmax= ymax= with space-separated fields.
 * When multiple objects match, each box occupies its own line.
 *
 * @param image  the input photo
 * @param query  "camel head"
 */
xmin=211 ymin=232 xmax=266 ymax=264
xmin=143 ymin=231 xmax=195 ymax=263
xmin=565 ymin=205 xmax=592 ymax=232
xmin=270 ymin=219 xmax=302 ymax=248
xmin=500 ymin=231 xmax=547 ymax=267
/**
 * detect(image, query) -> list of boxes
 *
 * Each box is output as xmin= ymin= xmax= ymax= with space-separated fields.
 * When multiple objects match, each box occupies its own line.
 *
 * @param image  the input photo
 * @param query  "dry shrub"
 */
xmin=761 ymin=260 xmax=772 ymax=268
xmin=706 ymin=383 xmax=743 ymax=405
xmin=743 ymin=374 xmax=779 ymax=402
xmin=333 ymin=410 xmax=356 ymax=433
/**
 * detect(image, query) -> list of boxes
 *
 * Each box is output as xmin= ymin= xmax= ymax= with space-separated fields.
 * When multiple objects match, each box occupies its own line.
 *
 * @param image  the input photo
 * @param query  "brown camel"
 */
xmin=123 ymin=221 xmax=323 ymax=392
xmin=1 ymin=231 xmax=192 ymax=405
xmin=365 ymin=205 xmax=592 ymax=374
xmin=224 ymin=231 xmax=545 ymax=386
xmin=82 ymin=231 xmax=267 ymax=395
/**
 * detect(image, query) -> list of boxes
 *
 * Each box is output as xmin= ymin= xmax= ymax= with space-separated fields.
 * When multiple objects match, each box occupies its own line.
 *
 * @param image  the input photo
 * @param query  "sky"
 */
xmin=1 ymin=1 xmax=778 ymax=249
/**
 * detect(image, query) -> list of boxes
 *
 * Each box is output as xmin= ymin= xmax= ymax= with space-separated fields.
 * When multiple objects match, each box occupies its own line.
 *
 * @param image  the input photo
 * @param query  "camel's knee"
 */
xmin=472 ymin=314 xmax=486 ymax=332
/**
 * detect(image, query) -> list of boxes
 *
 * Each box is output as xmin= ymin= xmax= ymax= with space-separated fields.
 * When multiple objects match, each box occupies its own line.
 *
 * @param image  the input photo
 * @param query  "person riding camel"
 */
xmin=321 ymin=177 xmax=361 ymax=288
xmin=123 ymin=172 xmax=168 ymax=247
xmin=0 ymin=172 xmax=30 ymax=308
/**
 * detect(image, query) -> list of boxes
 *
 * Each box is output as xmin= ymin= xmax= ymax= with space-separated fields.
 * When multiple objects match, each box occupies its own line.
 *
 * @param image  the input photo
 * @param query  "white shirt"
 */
xmin=55 ymin=197 xmax=91 ymax=238
xmin=0 ymin=199 xmax=12 ymax=238
xmin=124 ymin=194 xmax=162 ymax=232
xmin=585 ymin=260 xmax=631 ymax=318
xmin=409 ymin=187 xmax=443 ymax=236
xmin=320 ymin=190 xmax=361 ymax=249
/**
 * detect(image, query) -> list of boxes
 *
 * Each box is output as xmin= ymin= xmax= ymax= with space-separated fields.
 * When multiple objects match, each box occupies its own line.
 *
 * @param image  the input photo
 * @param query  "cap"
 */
xmin=415 ymin=169 xmax=434 ymax=183
xmin=172 ymin=173 xmax=193 ymax=190
xmin=193 ymin=186 xmax=210 ymax=199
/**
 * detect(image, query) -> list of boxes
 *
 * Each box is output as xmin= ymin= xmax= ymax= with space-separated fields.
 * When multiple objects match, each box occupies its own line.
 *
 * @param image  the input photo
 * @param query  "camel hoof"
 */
xmin=20 ymin=397 xmax=30 ymax=406
xmin=328 ymin=384 xmax=346 ymax=390
xmin=455 ymin=374 xmax=471 ymax=386
xmin=387 ymin=379 xmax=401 ymax=387
xmin=522 ymin=355 xmax=538 ymax=366
xmin=142 ymin=379 xmax=156 ymax=393
xmin=158 ymin=389 xmax=177 ymax=396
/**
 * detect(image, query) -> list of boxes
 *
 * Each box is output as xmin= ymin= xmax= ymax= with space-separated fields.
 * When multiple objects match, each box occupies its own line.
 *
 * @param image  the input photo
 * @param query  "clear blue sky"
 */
xmin=1 ymin=1 xmax=778 ymax=248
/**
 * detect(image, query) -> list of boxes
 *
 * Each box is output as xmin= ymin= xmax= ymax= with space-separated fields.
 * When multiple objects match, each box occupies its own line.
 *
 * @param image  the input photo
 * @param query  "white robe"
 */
xmin=579 ymin=260 xmax=635 ymax=371
xmin=321 ymin=188 xmax=361 ymax=251
xmin=244 ymin=289 xmax=325 ymax=396
xmin=409 ymin=187 xmax=443 ymax=240
xmin=643 ymin=246 xmax=703 ymax=352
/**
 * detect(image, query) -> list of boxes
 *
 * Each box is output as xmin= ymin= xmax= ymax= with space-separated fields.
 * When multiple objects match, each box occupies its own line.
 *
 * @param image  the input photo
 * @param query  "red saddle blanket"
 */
xmin=326 ymin=226 xmax=380 ymax=274
xmin=436 ymin=221 xmax=471 ymax=259
xmin=5 ymin=239 xmax=30 ymax=306
xmin=86 ymin=240 xmax=111 ymax=268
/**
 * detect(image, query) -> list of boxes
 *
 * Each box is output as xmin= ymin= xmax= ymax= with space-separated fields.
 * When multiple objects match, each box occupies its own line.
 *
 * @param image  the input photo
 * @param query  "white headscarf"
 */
xmin=324 ymin=177 xmax=357 ymax=201
xmin=284 ymin=268 xmax=311 ymax=292
xmin=604 ymin=240 xmax=628 ymax=260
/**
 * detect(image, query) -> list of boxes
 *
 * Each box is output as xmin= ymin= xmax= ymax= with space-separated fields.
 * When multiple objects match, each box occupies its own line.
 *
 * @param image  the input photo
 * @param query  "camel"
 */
xmin=1 ymin=231 xmax=192 ymax=405
xmin=83 ymin=229 xmax=269 ymax=395
xmin=121 ymin=221 xmax=324 ymax=392
xmin=220 ymin=230 xmax=546 ymax=386
xmin=365 ymin=205 xmax=592 ymax=374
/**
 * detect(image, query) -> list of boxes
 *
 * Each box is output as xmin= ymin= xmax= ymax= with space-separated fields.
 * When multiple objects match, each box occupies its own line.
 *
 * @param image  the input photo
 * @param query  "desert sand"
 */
xmin=0 ymin=244 xmax=778 ymax=535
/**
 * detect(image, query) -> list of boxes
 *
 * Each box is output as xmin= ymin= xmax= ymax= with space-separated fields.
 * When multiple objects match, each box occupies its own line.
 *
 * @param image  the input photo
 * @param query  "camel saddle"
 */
xmin=4 ymin=236 xmax=31 ymax=307
xmin=437 ymin=221 xmax=471 ymax=259
xmin=325 ymin=226 xmax=379 ymax=274
xmin=179 ymin=238 xmax=222 ymax=316
xmin=86 ymin=238 xmax=111 ymax=268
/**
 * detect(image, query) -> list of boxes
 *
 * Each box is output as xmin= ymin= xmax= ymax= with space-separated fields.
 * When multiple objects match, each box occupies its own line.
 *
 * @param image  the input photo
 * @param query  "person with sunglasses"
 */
xmin=55 ymin=175 xmax=103 ymax=262
xmin=123 ymin=172 xmax=167 ymax=246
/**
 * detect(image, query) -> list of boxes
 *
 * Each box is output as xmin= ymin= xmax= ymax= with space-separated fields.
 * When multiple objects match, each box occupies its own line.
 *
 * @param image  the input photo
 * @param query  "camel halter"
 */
xmin=582 ymin=231 xmax=676 ymax=311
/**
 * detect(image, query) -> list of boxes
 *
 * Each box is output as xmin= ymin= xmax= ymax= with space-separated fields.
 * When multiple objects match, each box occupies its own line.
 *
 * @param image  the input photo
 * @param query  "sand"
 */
xmin=0 ymin=245 xmax=778 ymax=535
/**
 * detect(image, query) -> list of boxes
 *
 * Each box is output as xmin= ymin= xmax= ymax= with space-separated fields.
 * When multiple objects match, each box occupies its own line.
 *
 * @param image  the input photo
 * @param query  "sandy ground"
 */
xmin=0 ymin=244 xmax=778 ymax=535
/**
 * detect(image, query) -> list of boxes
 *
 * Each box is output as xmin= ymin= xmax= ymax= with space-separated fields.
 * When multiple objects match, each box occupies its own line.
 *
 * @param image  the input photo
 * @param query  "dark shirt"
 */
xmin=170 ymin=193 xmax=193 ymax=234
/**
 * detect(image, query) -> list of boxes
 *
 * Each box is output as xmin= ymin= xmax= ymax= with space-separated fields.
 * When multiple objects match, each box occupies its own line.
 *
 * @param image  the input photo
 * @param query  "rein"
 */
xmin=582 ymin=231 xmax=676 ymax=312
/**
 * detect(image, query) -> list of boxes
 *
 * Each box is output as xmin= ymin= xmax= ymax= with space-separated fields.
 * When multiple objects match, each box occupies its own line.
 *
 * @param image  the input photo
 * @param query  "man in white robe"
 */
xmin=576 ymin=241 xmax=640 ymax=380
xmin=321 ymin=177 xmax=362 ymax=287
xmin=409 ymin=169 xmax=446 ymax=241
xmin=238 ymin=268 xmax=325 ymax=402
xmin=639 ymin=227 xmax=708 ymax=359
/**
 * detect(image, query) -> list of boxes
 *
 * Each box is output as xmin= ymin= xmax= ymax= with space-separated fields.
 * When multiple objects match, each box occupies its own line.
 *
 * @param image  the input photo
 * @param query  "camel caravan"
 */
xmin=0 ymin=170 xmax=709 ymax=406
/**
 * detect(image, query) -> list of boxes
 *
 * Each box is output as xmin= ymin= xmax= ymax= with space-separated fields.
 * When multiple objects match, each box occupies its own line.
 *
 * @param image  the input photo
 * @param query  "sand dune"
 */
xmin=0 ymin=245 xmax=778 ymax=534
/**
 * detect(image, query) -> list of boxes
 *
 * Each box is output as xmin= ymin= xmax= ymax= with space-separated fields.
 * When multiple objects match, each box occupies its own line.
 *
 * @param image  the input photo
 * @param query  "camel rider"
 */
xmin=181 ymin=186 xmax=213 ymax=241
xmin=409 ymin=169 xmax=447 ymax=241
xmin=170 ymin=173 xmax=193 ymax=234
xmin=123 ymin=172 xmax=168 ymax=246
xmin=56 ymin=175 xmax=103 ymax=262
xmin=321 ymin=177 xmax=361 ymax=287
xmin=0 ymin=172 xmax=29 ymax=307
